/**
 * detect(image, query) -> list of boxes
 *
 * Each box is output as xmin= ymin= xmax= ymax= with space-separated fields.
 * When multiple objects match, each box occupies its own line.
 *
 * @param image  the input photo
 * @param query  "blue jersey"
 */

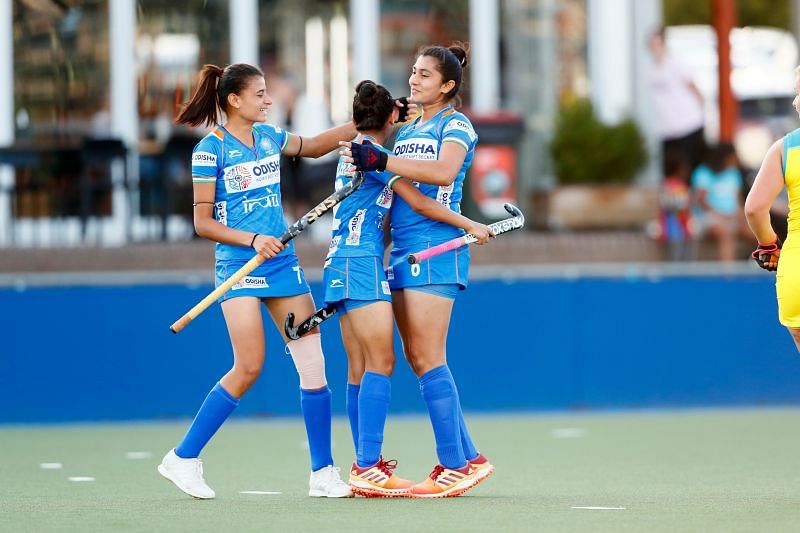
xmin=389 ymin=107 xmax=478 ymax=248
xmin=191 ymin=123 xmax=293 ymax=262
xmin=327 ymin=137 xmax=395 ymax=259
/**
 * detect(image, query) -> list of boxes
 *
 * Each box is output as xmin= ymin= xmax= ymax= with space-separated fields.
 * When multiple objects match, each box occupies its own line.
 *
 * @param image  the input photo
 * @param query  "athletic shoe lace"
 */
xmin=376 ymin=457 xmax=398 ymax=477
xmin=429 ymin=464 xmax=446 ymax=481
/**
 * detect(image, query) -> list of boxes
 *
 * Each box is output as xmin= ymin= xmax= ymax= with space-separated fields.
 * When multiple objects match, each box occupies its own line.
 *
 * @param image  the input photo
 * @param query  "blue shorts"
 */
xmin=323 ymin=256 xmax=392 ymax=308
xmin=215 ymin=253 xmax=310 ymax=302
xmin=405 ymin=284 xmax=460 ymax=300
xmin=386 ymin=242 xmax=469 ymax=292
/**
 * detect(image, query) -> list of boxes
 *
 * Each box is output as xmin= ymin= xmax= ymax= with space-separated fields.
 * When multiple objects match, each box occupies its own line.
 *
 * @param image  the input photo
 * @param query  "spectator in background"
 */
xmin=648 ymin=28 xmax=707 ymax=175
xmin=691 ymin=143 xmax=745 ymax=262
xmin=658 ymin=150 xmax=693 ymax=261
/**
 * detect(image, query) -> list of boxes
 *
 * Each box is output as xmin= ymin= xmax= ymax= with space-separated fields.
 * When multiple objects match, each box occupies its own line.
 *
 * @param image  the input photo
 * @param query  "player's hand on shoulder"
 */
xmin=751 ymin=236 xmax=781 ymax=271
xmin=253 ymin=234 xmax=285 ymax=259
xmin=395 ymin=96 xmax=419 ymax=124
xmin=338 ymin=140 xmax=387 ymax=172
xmin=467 ymin=222 xmax=495 ymax=245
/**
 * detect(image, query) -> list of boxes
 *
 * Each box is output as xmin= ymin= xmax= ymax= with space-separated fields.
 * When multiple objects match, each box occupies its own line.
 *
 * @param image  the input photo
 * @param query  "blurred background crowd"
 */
xmin=0 ymin=0 xmax=796 ymax=265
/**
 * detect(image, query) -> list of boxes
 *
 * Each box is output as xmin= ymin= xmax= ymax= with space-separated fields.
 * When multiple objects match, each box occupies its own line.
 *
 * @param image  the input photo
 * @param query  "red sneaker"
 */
xmin=468 ymin=452 xmax=495 ymax=487
xmin=349 ymin=457 xmax=413 ymax=498
xmin=408 ymin=463 xmax=479 ymax=498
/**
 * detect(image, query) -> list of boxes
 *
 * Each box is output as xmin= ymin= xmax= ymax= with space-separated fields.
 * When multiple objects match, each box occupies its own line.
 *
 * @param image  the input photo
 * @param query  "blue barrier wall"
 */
xmin=1 ymin=269 xmax=798 ymax=423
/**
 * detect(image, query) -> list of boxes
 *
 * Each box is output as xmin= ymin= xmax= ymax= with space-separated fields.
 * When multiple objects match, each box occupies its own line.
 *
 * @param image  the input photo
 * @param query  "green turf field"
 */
xmin=3 ymin=409 xmax=800 ymax=532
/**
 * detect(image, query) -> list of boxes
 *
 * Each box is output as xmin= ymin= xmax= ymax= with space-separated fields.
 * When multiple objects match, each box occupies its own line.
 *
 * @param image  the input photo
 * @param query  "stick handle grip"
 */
xmin=170 ymin=254 xmax=266 ymax=333
xmin=408 ymin=236 xmax=471 ymax=264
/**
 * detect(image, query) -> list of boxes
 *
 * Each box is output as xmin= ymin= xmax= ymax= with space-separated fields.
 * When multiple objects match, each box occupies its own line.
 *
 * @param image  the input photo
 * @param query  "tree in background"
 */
xmin=664 ymin=0 xmax=789 ymax=29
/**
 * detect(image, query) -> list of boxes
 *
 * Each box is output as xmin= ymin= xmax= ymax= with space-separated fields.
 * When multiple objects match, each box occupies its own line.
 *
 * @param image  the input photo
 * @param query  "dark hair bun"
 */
xmin=449 ymin=45 xmax=469 ymax=69
xmin=356 ymin=80 xmax=378 ymax=103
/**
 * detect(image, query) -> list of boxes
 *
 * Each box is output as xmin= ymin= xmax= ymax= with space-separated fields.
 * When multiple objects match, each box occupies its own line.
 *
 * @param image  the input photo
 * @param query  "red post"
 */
xmin=712 ymin=0 xmax=738 ymax=142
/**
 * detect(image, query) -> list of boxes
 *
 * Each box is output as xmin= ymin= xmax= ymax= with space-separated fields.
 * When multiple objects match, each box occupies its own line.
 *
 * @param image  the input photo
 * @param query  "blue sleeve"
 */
xmin=441 ymin=113 xmax=478 ymax=152
xmin=191 ymin=137 xmax=222 ymax=182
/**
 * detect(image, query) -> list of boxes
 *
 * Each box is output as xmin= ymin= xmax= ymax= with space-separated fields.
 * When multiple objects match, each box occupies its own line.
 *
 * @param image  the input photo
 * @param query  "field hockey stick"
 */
xmin=284 ymin=304 xmax=337 ymax=340
xmin=169 ymin=172 xmax=365 ymax=334
xmin=407 ymin=203 xmax=525 ymax=264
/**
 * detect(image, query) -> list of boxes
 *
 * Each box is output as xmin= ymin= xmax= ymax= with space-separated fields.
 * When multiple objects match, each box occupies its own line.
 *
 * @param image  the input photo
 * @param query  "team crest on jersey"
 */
xmin=259 ymin=139 xmax=277 ymax=156
xmin=231 ymin=276 xmax=269 ymax=290
xmin=394 ymin=139 xmax=438 ymax=160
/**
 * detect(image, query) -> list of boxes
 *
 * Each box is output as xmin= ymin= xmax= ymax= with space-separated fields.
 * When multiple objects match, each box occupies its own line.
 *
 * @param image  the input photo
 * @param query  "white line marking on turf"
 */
xmin=572 ymin=506 xmax=626 ymax=510
xmin=40 ymin=463 xmax=63 ymax=469
xmin=69 ymin=477 xmax=96 ymax=482
xmin=239 ymin=491 xmax=282 ymax=495
xmin=552 ymin=428 xmax=587 ymax=438
xmin=125 ymin=451 xmax=152 ymax=460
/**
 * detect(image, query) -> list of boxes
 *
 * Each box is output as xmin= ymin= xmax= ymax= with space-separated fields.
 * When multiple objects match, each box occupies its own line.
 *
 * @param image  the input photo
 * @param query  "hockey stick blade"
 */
xmin=407 ymin=202 xmax=525 ymax=264
xmin=284 ymin=305 xmax=338 ymax=340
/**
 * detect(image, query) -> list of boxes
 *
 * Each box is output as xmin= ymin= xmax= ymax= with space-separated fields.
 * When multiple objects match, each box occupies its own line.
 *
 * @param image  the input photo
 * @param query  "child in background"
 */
xmin=658 ymin=150 xmax=693 ymax=261
xmin=691 ymin=143 xmax=745 ymax=261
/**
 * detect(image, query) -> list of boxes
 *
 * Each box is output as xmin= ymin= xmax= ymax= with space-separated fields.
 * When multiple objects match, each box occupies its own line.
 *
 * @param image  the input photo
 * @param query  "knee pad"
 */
xmin=287 ymin=333 xmax=327 ymax=389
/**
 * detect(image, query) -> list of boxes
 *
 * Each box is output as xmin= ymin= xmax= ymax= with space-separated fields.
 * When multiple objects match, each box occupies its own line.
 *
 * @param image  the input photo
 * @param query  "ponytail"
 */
xmin=176 ymin=63 xmax=265 ymax=128
xmin=176 ymin=64 xmax=224 ymax=128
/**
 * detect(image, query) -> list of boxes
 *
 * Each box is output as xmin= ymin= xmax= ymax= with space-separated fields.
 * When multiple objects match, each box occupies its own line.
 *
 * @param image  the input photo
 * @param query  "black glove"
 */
xmin=396 ymin=97 xmax=411 ymax=123
xmin=350 ymin=140 xmax=388 ymax=172
xmin=751 ymin=236 xmax=782 ymax=271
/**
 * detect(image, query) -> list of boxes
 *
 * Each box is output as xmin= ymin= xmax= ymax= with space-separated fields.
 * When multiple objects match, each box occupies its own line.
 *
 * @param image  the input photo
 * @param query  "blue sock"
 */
xmin=175 ymin=382 xmax=239 ymax=459
xmin=300 ymin=387 xmax=334 ymax=472
xmin=357 ymin=372 xmax=391 ymax=468
xmin=439 ymin=366 xmax=479 ymax=461
xmin=419 ymin=365 xmax=466 ymax=469
xmin=458 ymin=407 xmax=478 ymax=461
xmin=346 ymin=384 xmax=360 ymax=455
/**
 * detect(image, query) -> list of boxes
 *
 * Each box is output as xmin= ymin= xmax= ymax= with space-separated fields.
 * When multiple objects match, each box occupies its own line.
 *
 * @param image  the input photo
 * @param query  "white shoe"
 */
xmin=157 ymin=449 xmax=215 ymax=499
xmin=308 ymin=465 xmax=353 ymax=498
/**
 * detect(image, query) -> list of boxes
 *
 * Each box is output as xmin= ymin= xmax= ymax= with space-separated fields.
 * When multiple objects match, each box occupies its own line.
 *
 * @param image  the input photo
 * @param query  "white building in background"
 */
xmin=1 ymin=0 xmax=663 ymax=247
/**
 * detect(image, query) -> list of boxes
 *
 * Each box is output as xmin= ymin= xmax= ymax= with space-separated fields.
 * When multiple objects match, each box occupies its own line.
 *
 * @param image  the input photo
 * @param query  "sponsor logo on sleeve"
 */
xmin=443 ymin=119 xmax=477 ymax=142
xmin=192 ymin=151 xmax=217 ymax=167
